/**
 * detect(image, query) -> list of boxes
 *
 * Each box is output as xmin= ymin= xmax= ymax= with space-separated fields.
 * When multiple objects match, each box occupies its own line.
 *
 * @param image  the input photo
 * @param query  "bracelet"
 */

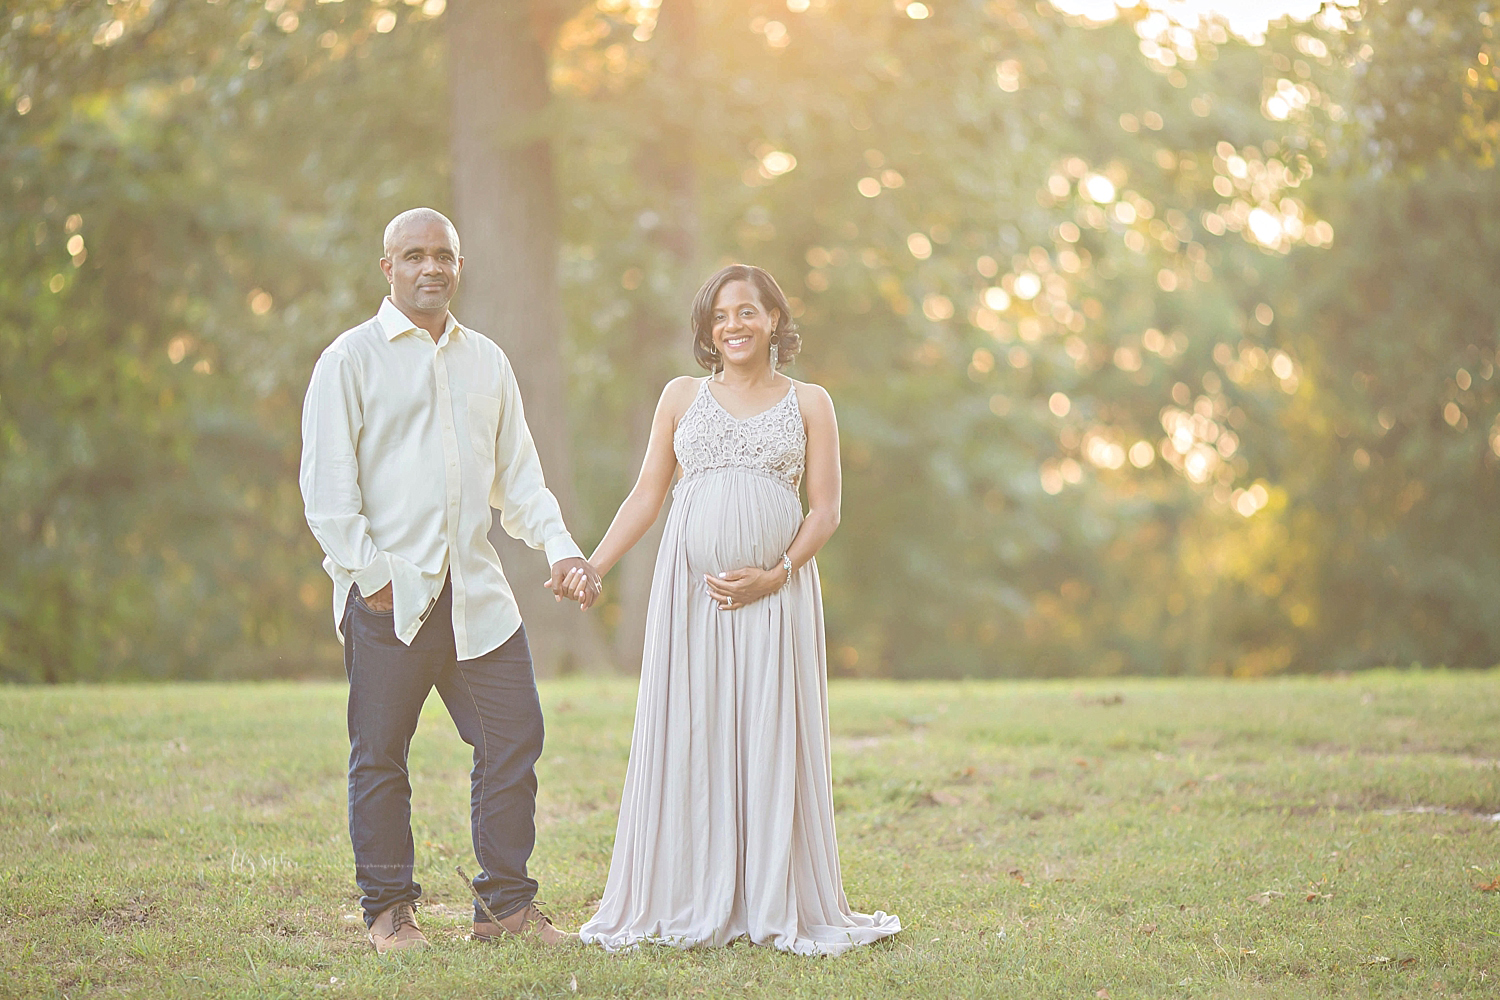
xmin=780 ymin=552 xmax=793 ymax=588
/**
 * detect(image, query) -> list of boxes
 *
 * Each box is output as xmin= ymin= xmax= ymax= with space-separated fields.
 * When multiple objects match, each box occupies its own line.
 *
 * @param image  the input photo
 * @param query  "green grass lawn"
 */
xmin=2 ymin=671 xmax=1498 ymax=998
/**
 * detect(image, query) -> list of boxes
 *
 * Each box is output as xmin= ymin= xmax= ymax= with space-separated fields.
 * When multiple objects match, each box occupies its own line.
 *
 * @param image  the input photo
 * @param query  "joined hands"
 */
xmin=543 ymin=556 xmax=602 ymax=611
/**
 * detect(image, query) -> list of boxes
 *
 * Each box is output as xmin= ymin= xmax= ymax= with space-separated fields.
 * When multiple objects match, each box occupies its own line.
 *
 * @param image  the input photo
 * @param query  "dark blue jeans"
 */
xmin=343 ymin=579 xmax=543 ymax=926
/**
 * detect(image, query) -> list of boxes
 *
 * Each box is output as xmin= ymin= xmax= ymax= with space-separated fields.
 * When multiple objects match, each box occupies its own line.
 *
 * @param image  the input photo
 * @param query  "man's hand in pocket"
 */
xmin=362 ymin=583 xmax=393 ymax=612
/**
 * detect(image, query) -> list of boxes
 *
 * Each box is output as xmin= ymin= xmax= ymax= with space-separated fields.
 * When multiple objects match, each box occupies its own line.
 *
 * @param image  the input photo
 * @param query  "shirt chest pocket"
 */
xmin=467 ymin=393 xmax=502 ymax=462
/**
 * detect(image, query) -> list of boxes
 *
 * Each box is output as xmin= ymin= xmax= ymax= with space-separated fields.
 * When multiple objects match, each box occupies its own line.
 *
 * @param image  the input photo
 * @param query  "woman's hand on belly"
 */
xmin=703 ymin=566 xmax=783 ymax=611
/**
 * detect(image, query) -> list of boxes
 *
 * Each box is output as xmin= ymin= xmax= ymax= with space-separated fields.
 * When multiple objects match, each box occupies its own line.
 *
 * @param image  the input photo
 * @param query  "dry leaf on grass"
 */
xmin=1248 ymin=890 xmax=1284 ymax=906
xmin=1139 ymin=922 xmax=1157 ymax=936
xmin=1306 ymin=879 xmax=1333 ymax=902
xmin=1095 ymin=989 xmax=1111 ymax=998
xmin=1359 ymin=955 xmax=1417 ymax=969
xmin=1007 ymin=868 xmax=1032 ymax=888
xmin=1477 ymin=878 xmax=1500 ymax=892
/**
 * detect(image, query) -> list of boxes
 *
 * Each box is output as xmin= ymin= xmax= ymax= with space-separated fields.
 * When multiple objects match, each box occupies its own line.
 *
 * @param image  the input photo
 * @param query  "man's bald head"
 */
xmin=383 ymin=208 xmax=460 ymax=260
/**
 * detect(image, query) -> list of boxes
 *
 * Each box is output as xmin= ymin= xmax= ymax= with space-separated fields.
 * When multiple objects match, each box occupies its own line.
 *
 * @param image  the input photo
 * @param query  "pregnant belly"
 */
xmin=677 ymin=470 xmax=802 ymax=577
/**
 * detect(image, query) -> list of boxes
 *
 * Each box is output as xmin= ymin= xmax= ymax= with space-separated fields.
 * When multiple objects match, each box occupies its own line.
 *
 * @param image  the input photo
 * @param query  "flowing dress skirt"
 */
xmin=579 ymin=468 xmax=900 ymax=955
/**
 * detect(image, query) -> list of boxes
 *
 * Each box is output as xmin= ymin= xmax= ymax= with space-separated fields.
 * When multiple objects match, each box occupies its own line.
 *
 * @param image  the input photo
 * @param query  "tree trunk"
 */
xmin=611 ymin=0 xmax=701 ymax=671
xmin=610 ymin=323 xmax=670 ymax=672
xmin=447 ymin=0 xmax=612 ymax=675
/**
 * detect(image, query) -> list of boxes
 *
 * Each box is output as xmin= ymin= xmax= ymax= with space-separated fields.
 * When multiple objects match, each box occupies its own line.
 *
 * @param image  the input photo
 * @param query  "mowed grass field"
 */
xmin=2 ymin=671 xmax=1498 ymax=999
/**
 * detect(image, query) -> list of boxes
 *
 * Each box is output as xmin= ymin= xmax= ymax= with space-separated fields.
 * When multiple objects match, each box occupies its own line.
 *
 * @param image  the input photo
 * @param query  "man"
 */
xmin=300 ymin=208 xmax=599 ymax=954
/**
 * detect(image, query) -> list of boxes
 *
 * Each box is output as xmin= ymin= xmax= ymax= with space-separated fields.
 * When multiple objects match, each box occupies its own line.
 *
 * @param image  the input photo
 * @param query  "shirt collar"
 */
xmin=376 ymin=297 xmax=460 ymax=342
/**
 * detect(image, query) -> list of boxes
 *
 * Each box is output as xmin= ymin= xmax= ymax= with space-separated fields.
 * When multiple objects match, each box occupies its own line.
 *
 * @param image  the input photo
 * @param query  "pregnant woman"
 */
xmin=576 ymin=264 xmax=901 ymax=955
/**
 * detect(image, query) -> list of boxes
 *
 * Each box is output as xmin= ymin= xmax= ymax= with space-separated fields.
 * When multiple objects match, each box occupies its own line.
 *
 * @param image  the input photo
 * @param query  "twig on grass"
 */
xmin=456 ymin=866 xmax=501 ymax=927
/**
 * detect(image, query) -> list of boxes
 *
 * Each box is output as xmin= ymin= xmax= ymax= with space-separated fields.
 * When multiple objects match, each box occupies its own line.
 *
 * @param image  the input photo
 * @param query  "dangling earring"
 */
xmin=770 ymin=334 xmax=780 ymax=370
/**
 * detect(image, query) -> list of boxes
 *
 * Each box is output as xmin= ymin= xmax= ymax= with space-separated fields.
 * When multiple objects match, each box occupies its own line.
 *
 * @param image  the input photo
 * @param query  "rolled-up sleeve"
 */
xmin=489 ymin=355 xmax=583 ymax=565
xmin=299 ymin=351 xmax=393 ymax=594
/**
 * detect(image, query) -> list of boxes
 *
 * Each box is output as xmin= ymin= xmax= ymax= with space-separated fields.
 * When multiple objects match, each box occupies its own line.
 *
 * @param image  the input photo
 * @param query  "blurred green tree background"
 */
xmin=2 ymin=0 xmax=1496 ymax=682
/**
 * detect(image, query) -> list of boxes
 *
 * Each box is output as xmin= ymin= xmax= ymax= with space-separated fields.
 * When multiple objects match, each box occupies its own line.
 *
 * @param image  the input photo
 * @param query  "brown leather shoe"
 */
xmin=472 ymin=902 xmax=579 ymax=946
xmin=369 ymin=902 xmax=429 ymax=955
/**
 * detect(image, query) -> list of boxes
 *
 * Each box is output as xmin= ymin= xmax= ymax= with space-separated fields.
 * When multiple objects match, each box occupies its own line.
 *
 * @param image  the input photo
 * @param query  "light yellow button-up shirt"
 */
xmin=299 ymin=297 xmax=583 ymax=659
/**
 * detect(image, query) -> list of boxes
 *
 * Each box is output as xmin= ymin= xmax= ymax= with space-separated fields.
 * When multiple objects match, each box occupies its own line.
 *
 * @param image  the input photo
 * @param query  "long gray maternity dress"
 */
xmin=579 ymin=378 xmax=901 ymax=955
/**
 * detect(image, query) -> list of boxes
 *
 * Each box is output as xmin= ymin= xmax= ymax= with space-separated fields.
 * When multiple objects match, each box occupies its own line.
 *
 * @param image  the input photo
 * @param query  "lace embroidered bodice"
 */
xmin=674 ymin=378 xmax=806 ymax=495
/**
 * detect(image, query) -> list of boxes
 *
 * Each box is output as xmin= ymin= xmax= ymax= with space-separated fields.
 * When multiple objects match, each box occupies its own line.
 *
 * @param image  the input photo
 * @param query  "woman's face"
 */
xmin=710 ymin=279 xmax=780 ymax=371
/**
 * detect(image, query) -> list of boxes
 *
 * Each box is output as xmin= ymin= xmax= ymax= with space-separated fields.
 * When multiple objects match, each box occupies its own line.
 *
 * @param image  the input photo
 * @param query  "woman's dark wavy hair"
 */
xmin=690 ymin=264 xmax=801 ymax=372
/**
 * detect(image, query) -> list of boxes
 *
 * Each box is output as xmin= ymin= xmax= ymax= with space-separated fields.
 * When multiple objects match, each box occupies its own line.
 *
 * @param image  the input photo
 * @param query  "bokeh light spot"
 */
xmin=922 ymin=293 xmax=953 ymax=321
xmin=760 ymin=150 xmax=797 ymax=177
xmin=983 ymin=287 xmax=1011 ymax=311
xmin=1082 ymin=174 xmax=1116 ymax=203
xmin=995 ymin=59 xmax=1021 ymax=92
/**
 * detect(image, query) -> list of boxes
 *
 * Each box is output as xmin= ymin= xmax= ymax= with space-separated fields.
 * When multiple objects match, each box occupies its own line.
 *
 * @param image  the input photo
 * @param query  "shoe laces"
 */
xmin=528 ymin=901 xmax=555 ymax=926
xmin=391 ymin=903 xmax=419 ymax=933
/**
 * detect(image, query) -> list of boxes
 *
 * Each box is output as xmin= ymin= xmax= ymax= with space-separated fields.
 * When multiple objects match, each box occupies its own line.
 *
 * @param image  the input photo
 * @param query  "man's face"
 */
xmin=380 ymin=218 xmax=462 ymax=316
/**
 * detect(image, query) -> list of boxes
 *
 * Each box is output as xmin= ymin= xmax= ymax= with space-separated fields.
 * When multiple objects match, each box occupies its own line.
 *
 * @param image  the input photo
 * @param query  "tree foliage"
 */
xmin=2 ymin=0 xmax=1497 ymax=681
xmin=0 ymin=0 xmax=444 ymax=680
